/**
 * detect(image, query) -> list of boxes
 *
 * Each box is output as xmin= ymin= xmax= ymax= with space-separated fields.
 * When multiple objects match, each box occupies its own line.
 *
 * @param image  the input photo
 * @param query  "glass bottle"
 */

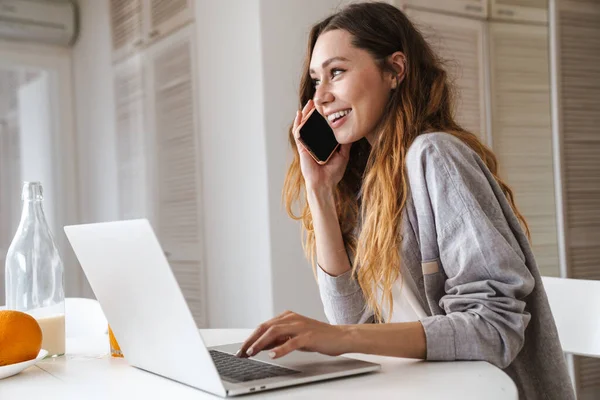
xmin=5 ymin=181 xmax=65 ymax=357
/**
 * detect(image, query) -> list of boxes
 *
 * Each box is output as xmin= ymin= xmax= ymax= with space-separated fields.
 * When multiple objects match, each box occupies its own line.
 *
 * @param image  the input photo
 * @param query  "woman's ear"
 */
xmin=388 ymin=51 xmax=407 ymax=90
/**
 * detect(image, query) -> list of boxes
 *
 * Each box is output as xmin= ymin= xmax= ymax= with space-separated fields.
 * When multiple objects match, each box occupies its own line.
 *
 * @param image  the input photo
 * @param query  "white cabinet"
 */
xmin=395 ymin=0 xmax=488 ymax=19
xmin=405 ymin=9 xmax=489 ymax=144
xmin=113 ymin=26 xmax=206 ymax=327
xmin=488 ymin=22 xmax=559 ymax=277
xmin=490 ymin=0 xmax=548 ymax=24
xmin=109 ymin=0 xmax=194 ymax=62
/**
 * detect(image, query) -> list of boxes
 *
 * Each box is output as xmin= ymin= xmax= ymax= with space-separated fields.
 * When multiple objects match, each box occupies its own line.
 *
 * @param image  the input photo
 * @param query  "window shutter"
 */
xmin=488 ymin=22 xmax=560 ymax=277
xmin=494 ymin=0 xmax=546 ymax=6
xmin=396 ymin=0 xmax=488 ymax=19
xmin=147 ymin=0 xmax=193 ymax=41
xmin=491 ymin=0 xmax=548 ymax=23
xmin=109 ymin=0 xmax=144 ymax=59
xmin=148 ymin=33 xmax=206 ymax=327
xmin=557 ymin=0 xmax=600 ymax=396
xmin=406 ymin=9 xmax=488 ymax=143
xmin=150 ymin=0 xmax=187 ymax=28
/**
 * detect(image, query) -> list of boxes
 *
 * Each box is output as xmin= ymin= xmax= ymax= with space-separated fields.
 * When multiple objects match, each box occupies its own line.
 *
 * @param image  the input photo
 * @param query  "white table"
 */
xmin=0 ymin=329 xmax=517 ymax=399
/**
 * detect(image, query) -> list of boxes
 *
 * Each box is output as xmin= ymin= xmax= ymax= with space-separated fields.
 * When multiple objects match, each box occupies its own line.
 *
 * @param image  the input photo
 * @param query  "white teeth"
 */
xmin=327 ymin=109 xmax=351 ymax=122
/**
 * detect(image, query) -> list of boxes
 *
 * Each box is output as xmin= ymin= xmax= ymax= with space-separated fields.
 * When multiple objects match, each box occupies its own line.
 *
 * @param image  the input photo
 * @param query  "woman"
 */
xmin=238 ymin=2 xmax=573 ymax=398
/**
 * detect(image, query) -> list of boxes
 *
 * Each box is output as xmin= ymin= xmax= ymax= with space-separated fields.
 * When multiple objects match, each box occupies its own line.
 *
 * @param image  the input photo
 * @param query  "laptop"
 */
xmin=64 ymin=219 xmax=381 ymax=397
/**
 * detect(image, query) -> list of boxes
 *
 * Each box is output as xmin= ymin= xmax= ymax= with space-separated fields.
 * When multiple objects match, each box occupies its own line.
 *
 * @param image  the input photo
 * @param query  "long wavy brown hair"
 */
xmin=283 ymin=2 xmax=530 ymax=323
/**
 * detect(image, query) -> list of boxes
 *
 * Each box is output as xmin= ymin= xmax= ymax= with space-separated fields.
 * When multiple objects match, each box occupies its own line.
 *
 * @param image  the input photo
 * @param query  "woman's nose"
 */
xmin=313 ymin=84 xmax=334 ymax=107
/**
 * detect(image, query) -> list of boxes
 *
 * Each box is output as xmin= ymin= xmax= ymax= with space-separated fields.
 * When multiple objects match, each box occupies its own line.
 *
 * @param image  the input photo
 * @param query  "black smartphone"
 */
xmin=298 ymin=108 xmax=340 ymax=165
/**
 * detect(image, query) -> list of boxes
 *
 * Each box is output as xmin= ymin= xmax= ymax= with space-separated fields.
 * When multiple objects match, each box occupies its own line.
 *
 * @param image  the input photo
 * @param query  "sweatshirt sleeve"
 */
xmin=406 ymin=133 xmax=535 ymax=369
xmin=317 ymin=264 xmax=375 ymax=325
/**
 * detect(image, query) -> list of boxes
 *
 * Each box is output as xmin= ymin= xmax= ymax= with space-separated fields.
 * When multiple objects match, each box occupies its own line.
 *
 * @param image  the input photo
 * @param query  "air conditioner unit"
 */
xmin=0 ymin=0 xmax=78 ymax=47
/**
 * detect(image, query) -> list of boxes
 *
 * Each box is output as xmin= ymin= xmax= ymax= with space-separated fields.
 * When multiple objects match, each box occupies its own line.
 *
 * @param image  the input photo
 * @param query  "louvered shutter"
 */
xmin=488 ymin=22 xmax=559 ymax=277
xmin=556 ymin=0 xmax=600 ymax=397
xmin=396 ymin=0 xmax=488 ymax=18
xmin=146 ymin=28 xmax=206 ymax=327
xmin=405 ymin=9 xmax=488 ymax=144
xmin=110 ymin=0 xmax=144 ymax=61
xmin=146 ymin=0 xmax=193 ymax=42
xmin=558 ymin=0 xmax=600 ymax=282
xmin=114 ymin=54 xmax=148 ymax=220
xmin=490 ymin=0 xmax=548 ymax=23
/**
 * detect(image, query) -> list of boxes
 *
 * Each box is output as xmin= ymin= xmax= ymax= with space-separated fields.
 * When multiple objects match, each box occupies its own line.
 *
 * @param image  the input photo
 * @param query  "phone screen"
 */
xmin=298 ymin=110 xmax=339 ymax=163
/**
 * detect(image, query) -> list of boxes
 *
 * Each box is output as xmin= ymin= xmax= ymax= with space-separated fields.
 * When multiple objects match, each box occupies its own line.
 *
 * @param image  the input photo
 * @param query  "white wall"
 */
xmin=72 ymin=0 xmax=118 ymax=298
xmin=194 ymin=0 xmax=274 ymax=328
xmin=259 ymin=0 xmax=350 ymax=319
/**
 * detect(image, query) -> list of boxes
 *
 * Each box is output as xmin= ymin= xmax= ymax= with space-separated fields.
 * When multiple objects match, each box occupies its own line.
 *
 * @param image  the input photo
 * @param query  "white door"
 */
xmin=405 ymin=9 xmax=489 ymax=144
xmin=144 ymin=25 xmax=206 ymax=327
xmin=488 ymin=22 xmax=559 ymax=277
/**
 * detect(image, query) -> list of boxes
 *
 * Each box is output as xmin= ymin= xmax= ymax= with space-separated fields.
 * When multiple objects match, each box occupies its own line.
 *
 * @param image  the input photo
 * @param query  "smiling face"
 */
xmin=309 ymin=29 xmax=396 ymax=145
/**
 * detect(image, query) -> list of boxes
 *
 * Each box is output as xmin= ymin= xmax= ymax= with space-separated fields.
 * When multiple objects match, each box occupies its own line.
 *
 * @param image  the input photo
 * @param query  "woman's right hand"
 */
xmin=293 ymin=100 xmax=352 ymax=192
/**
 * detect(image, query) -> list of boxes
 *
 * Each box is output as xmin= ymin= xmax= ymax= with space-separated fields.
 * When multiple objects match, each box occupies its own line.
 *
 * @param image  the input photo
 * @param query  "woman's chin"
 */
xmin=334 ymin=132 xmax=362 ymax=145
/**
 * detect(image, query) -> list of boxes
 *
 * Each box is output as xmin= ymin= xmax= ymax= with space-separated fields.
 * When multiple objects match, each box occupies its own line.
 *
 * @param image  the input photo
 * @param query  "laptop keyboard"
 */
xmin=209 ymin=350 xmax=300 ymax=383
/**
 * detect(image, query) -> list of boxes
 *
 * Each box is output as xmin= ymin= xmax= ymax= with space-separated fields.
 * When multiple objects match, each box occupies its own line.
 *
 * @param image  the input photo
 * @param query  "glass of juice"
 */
xmin=108 ymin=325 xmax=123 ymax=357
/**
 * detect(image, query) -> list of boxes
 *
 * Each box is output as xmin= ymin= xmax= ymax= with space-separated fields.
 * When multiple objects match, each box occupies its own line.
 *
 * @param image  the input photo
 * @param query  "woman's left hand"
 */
xmin=236 ymin=311 xmax=350 ymax=360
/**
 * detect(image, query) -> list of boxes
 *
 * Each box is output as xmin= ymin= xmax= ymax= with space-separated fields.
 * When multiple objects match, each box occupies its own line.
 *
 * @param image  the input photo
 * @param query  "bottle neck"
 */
xmin=19 ymin=199 xmax=49 ymax=226
xmin=18 ymin=182 xmax=50 ymax=229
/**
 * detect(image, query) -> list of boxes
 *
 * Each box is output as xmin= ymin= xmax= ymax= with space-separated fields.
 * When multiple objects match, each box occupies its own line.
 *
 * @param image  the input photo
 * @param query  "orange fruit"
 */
xmin=0 ymin=310 xmax=43 ymax=366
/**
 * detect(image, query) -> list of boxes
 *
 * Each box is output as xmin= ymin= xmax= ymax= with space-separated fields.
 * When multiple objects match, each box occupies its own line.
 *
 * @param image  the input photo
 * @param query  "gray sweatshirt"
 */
xmin=317 ymin=132 xmax=574 ymax=400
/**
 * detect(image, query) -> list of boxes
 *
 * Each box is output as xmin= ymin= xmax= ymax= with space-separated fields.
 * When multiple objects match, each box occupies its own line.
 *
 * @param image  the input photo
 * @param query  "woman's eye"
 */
xmin=331 ymin=68 xmax=344 ymax=78
xmin=311 ymin=69 xmax=343 ymax=87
